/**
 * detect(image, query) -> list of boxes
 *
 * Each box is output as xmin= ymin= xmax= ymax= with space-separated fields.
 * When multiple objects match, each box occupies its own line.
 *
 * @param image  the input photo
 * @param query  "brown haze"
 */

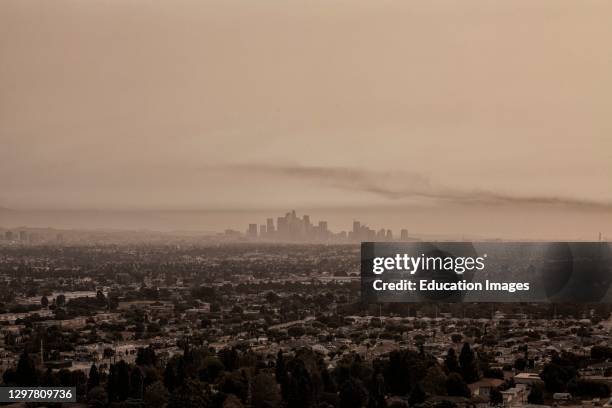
xmin=1 ymin=0 xmax=611 ymax=238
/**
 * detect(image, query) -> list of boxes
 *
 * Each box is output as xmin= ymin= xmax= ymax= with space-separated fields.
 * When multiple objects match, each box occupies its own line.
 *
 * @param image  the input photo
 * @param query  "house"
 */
xmin=501 ymin=385 xmax=527 ymax=406
xmin=469 ymin=378 xmax=504 ymax=399
xmin=515 ymin=372 xmax=544 ymax=386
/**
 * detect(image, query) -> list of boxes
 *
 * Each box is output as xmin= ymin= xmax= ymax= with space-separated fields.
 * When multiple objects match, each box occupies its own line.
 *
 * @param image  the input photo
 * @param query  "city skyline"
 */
xmin=1 ymin=204 xmax=610 ymax=242
xmin=237 ymin=209 xmax=411 ymax=243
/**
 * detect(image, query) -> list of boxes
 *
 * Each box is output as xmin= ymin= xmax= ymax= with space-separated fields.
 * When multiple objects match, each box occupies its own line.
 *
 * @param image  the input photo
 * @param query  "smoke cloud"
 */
xmin=224 ymin=164 xmax=612 ymax=210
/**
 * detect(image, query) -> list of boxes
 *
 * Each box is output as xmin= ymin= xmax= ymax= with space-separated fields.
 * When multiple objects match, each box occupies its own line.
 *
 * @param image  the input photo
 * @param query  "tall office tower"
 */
xmin=386 ymin=229 xmax=393 ymax=241
xmin=352 ymin=221 xmax=361 ymax=241
xmin=260 ymin=225 xmax=267 ymax=236
xmin=282 ymin=210 xmax=301 ymax=240
xmin=266 ymin=218 xmax=275 ymax=234
xmin=277 ymin=217 xmax=287 ymax=237
xmin=283 ymin=212 xmax=292 ymax=238
xmin=5 ymin=231 xmax=13 ymax=241
xmin=317 ymin=221 xmax=328 ymax=242
xmin=377 ymin=229 xmax=386 ymax=240
xmin=356 ymin=226 xmax=363 ymax=242
xmin=303 ymin=215 xmax=311 ymax=229
xmin=19 ymin=231 xmax=27 ymax=241
xmin=367 ymin=229 xmax=376 ymax=241
xmin=247 ymin=223 xmax=258 ymax=238
xmin=400 ymin=229 xmax=409 ymax=241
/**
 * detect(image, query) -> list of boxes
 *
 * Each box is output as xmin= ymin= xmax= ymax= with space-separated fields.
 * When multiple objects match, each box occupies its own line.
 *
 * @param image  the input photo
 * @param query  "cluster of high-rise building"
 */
xmin=348 ymin=220 xmax=409 ymax=242
xmin=1 ymin=230 xmax=65 ymax=244
xmin=3 ymin=230 xmax=28 ymax=242
xmin=244 ymin=210 xmax=331 ymax=242
xmin=235 ymin=210 xmax=410 ymax=243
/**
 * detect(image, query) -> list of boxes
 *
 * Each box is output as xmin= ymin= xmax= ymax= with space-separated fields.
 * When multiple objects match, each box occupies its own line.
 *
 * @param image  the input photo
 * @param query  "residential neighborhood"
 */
xmin=0 ymin=236 xmax=611 ymax=407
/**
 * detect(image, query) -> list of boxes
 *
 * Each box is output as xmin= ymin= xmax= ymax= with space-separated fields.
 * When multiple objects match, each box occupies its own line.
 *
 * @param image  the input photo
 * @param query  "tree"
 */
xmin=540 ymin=356 xmax=578 ymax=392
xmin=167 ymin=379 xmax=210 ymax=408
xmin=56 ymin=294 xmax=66 ymax=308
xmin=282 ymin=359 xmax=316 ymax=408
xmin=136 ymin=346 xmax=157 ymax=366
xmin=96 ymin=290 xmax=106 ymax=304
xmin=409 ymin=383 xmax=426 ymax=405
xmin=108 ymin=295 xmax=119 ymax=311
xmin=103 ymin=347 xmax=115 ymax=360
xmin=490 ymin=388 xmax=503 ymax=405
xmin=591 ymin=346 xmax=612 ymax=360
xmin=276 ymin=350 xmax=286 ymax=383
xmin=145 ymin=380 xmax=169 ymax=407
xmin=164 ymin=363 xmax=177 ymax=393
xmin=143 ymin=366 xmax=161 ymax=389
xmin=339 ymin=378 xmax=368 ymax=408
xmin=108 ymin=361 xmax=131 ymax=402
xmin=288 ymin=325 xmax=306 ymax=338
xmin=116 ymin=361 xmax=131 ymax=401
xmin=446 ymin=373 xmax=470 ymax=397
xmin=148 ymin=322 xmax=162 ymax=334
xmin=422 ymin=365 xmax=448 ymax=396
xmin=87 ymin=386 xmax=108 ymax=408
xmin=385 ymin=349 xmax=432 ymax=396
xmin=131 ymin=366 xmax=144 ymax=399
xmin=16 ymin=351 xmax=37 ymax=386
xmin=483 ymin=368 xmax=504 ymax=380
xmin=266 ymin=292 xmax=280 ymax=303
xmin=459 ymin=343 xmax=479 ymax=383
xmin=514 ymin=357 xmax=527 ymax=371
xmin=107 ymin=364 xmax=117 ymax=402
xmin=219 ymin=371 xmax=249 ymax=403
xmin=220 ymin=348 xmax=240 ymax=371
xmin=368 ymin=372 xmax=386 ymax=408
xmin=527 ymin=385 xmax=544 ymax=404
xmin=54 ymin=307 xmax=67 ymax=320
xmin=445 ymin=349 xmax=459 ymax=374
xmin=571 ymin=380 xmax=611 ymax=398
xmin=252 ymin=373 xmax=281 ymax=408
xmin=223 ymin=394 xmax=245 ymax=408
xmin=41 ymin=296 xmax=49 ymax=308
xmin=2 ymin=368 xmax=17 ymax=385
xmin=201 ymin=356 xmax=225 ymax=382
xmin=87 ymin=364 xmax=100 ymax=391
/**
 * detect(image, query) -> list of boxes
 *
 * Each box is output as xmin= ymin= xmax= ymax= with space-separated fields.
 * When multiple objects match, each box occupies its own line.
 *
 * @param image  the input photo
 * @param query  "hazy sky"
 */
xmin=1 ymin=0 xmax=611 ymax=236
